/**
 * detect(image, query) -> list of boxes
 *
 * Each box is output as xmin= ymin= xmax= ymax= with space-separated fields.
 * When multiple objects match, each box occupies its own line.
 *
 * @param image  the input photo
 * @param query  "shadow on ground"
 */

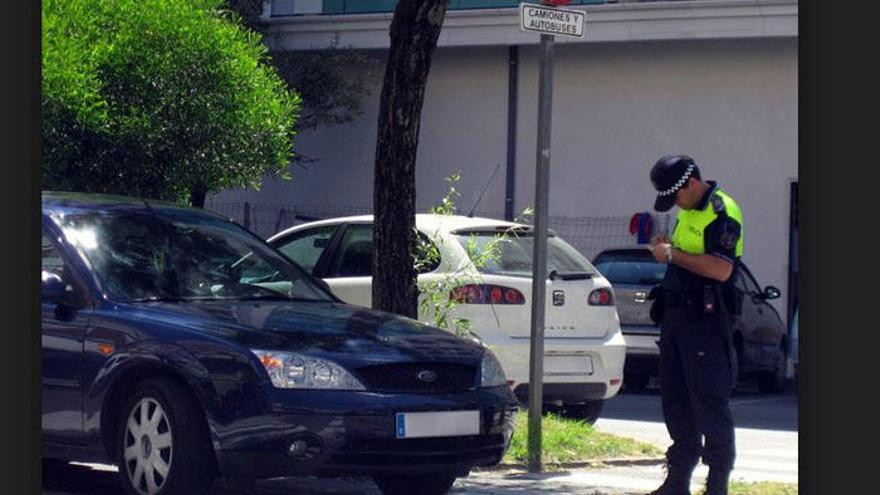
xmin=43 ymin=462 xmax=634 ymax=495
xmin=42 ymin=462 xmax=379 ymax=495
xmin=602 ymin=381 xmax=798 ymax=432
xmin=455 ymin=470 xmax=630 ymax=494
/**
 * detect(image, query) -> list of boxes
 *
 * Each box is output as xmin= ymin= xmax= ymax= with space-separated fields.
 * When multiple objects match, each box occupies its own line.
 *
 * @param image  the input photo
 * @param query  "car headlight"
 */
xmin=251 ymin=350 xmax=365 ymax=390
xmin=480 ymin=349 xmax=507 ymax=388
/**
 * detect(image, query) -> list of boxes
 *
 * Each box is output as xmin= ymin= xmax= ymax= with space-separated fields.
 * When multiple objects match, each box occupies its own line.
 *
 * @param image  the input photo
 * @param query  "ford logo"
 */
xmin=417 ymin=370 xmax=438 ymax=383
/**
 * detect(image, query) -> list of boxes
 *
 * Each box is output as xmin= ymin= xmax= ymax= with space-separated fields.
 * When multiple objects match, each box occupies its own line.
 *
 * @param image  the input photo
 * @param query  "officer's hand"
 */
xmin=650 ymin=233 xmax=670 ymax=246
xmin=651 ymin=242 xmax=671 ymax=263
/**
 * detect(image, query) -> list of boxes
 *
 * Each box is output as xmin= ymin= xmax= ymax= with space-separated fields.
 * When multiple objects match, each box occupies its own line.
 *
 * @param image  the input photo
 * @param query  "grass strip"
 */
xmin=728 ymin=481 xmax=798 ymax=495
xmin=503 ymin=411 xmax=662 ymax=465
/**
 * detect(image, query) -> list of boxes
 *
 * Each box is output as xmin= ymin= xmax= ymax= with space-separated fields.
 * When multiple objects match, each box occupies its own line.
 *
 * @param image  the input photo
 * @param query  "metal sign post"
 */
xmin=520 ymin=0 xmax=585 ymax=474
xmin=527 ymin=30 xmax=554 ymax=474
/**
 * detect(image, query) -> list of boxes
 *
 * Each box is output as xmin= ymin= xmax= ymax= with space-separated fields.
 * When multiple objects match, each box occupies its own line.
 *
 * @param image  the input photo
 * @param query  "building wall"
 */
xmin=214 ymin=37 xmax=797 ymax=314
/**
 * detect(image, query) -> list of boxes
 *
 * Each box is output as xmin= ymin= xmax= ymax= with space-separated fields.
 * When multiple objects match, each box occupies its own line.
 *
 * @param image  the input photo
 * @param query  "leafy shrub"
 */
xmin=42 ymin=0 xmax=300 ymax=204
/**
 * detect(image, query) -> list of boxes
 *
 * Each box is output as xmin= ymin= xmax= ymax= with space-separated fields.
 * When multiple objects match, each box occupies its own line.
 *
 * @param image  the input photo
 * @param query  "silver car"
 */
xmin=593 ymin=246 xmax=790 ymax=393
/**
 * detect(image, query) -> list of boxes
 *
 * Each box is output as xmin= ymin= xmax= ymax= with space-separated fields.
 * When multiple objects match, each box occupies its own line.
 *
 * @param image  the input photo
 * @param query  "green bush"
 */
xmin=42 ymin=0 xmax=300 ymax=204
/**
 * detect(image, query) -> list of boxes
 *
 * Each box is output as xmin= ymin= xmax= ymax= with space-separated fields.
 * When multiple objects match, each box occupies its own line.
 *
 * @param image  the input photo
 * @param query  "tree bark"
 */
xmin=189 ymin=182 xmax=207 ymax=208
xmin=373 ymin=0 xmax=449 ymax=318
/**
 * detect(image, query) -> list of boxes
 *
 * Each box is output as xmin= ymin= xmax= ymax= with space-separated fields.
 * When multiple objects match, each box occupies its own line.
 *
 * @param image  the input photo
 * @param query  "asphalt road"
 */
xmin=596 ymin=381 xmax=799 ymax=484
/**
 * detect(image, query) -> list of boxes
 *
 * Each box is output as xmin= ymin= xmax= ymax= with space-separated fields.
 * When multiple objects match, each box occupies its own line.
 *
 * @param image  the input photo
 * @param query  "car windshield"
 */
xmin=454 ymin=230 xmax=595 ymax=278
xmin=593 ymin=260 xmax=667 ymax=285
xmin=54 ymin=209 xmax=333 ymax=303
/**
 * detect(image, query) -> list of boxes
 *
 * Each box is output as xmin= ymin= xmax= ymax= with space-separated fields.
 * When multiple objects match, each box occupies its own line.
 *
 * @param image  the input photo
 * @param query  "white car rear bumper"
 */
xmin=486 ymin=327 xmax=626 ymax=403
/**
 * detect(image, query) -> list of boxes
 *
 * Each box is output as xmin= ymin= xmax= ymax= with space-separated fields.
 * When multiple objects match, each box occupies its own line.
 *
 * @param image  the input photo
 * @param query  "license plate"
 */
xmin=395 ymin=410 xmax=481 ymax=439
xmin=544 ymin=355 xmax=594 ymax=376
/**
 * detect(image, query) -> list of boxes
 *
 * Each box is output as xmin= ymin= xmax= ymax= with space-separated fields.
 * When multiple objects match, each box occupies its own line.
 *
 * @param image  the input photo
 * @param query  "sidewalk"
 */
xmin=594 ymin=419 xmax=798 ymax=485
xmin=47 ymin=462 xmax=701 ymax=495
xmin=457 ymin=465 xmax=705 ymax=495
xmin=245 ymin=463 xmax=704 ymax=495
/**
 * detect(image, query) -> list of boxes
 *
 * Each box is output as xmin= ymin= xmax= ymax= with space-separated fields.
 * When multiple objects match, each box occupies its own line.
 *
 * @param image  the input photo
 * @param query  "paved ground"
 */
xmin=41 ymin=463 xmax=711 ymax=495
xmin=597 ymin=382 xmax=798 ymax=485
xmin=43 ymin=383 xmax=797 ymax=494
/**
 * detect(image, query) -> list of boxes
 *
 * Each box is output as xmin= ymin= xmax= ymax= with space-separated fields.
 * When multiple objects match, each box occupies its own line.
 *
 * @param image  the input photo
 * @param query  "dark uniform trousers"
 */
xmin=658 ymin=296 xmax=736 ymax=473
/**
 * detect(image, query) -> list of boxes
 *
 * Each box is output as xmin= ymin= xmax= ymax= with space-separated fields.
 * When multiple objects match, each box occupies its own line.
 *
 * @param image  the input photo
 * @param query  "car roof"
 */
xmin=41 ymin=191 xmax=226 ymax=221
xmin=595 ymin=245 xmax=653 ymax=254
xmin=592 ymin=245 xmax=656 ymax=262
xmin=271 ymin=213 xmax=527 ymax=239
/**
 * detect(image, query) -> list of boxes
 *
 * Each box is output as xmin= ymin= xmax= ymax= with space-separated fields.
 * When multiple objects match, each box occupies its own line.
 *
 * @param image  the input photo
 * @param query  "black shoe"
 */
xmin=645 ymin=463 xmax=694 ymax=495
xmin=647 ymin=483 xmax=690 ymax=495
xmin=701 ymin=469 xmax=730 ymax=495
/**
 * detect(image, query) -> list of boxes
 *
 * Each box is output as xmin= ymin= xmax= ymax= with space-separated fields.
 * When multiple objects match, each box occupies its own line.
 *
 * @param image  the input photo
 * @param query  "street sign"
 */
xmin=520 ymin=3 xmax=586 ymax=38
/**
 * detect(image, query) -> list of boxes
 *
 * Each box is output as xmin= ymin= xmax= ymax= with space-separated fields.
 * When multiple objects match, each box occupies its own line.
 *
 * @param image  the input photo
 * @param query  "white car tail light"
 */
xmin=450 ymin=284 xmax=526 ymax=305
xmin=588 ymin=288 xmax=614 ymax=306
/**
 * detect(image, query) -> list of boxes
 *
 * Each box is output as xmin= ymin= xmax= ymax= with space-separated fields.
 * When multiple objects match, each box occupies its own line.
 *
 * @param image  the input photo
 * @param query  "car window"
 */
xmin=42 ymin=230 xmax=88 ymax=305
xmin=593 ymin=249 xmax=655 ymax=265
xmin=593 ymin=260 xmax=667 ymax=285
xmin=455 ymin=231 xmax=594 ymax=277
xmin=274 ymin=225 xmax=338 ymax=274
xmin=328 ymin=224 xmax=374 ymax=277
xmin=42 ymin=233 xmax=66 ymax=277
xmin=414 ymin=232 xmax=441 ymax=274
xmin=739 ymin=266 xmax=763 ymax=295
xmin=54 ymin=210 xmax=333 ymax=303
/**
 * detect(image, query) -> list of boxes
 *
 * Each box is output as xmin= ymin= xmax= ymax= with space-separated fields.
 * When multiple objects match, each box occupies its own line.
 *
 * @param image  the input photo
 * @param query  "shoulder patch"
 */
xmin=712 ymin=195 xmax=726 ymax=214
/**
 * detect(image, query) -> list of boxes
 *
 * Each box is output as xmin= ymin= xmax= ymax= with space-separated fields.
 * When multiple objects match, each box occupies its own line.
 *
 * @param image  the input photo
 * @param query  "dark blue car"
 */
xmin=41 ymin=192 xmax=518 ymax=495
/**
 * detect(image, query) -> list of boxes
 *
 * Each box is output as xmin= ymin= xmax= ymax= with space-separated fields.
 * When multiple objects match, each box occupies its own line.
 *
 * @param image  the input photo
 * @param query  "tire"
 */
xmin=729 ymin=345 xmax=741 ymax=395
xmin=116 ymin=377 xmax=215 ymax=495
xmin=373 ymin=473 xmax=457 ymax=495
xmin=624 ymin=372 xmax=651 ymax=393
xmin=556 ymin=400 xmax=605 ymax=425
xmin=757 ymin=344 xmax=789 ymax=393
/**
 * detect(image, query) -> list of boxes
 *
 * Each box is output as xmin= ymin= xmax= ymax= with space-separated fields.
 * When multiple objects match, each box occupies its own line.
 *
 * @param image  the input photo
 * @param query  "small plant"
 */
xmin=414 ymin=171 xmax=530 ymax=340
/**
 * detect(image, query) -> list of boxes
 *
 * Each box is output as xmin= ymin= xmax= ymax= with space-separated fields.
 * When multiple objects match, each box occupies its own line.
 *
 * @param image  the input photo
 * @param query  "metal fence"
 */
xmin=205 ymin=200 xmax=671 ymax=260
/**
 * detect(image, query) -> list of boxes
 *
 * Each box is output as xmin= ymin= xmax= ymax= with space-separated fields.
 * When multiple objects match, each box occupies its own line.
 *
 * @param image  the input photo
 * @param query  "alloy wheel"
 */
xmin=123 ymin=398 xmax=173 ymax=495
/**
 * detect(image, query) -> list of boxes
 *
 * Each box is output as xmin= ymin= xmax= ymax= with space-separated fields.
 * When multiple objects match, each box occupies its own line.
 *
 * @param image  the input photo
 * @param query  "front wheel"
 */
xmin=757 ymin=344 xmax=789 ymax=393
xmin=116 ymin=377 xmax=215 ymax=495
xmin=373 ymin=473 xmax=457 ymax=495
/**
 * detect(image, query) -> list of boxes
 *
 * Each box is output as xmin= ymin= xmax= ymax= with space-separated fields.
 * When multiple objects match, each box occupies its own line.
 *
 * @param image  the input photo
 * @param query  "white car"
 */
xmin=267 ymin=214 xmax=626 ymax=422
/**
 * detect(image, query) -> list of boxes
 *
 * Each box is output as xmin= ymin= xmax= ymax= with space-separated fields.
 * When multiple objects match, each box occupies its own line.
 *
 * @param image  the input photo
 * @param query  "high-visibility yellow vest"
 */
xmin=671 ymin=188 xmax=743 ymax=258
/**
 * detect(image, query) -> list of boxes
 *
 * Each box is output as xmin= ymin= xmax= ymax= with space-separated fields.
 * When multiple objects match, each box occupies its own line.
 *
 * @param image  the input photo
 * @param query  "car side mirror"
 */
xmin=42 ymin=271 xmax=67 ymax=304
xmin=763 ymin=286 xmax=781 ymax=300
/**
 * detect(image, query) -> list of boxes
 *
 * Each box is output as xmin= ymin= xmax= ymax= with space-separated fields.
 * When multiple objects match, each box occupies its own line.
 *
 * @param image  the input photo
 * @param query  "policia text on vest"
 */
xmin=644 ymin=155 xmax=742 ymax=495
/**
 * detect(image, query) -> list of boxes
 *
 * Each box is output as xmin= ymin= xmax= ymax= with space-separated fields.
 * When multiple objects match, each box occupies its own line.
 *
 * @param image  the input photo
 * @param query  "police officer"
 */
xmin=645 ymin=155 xmax=743 ymax=495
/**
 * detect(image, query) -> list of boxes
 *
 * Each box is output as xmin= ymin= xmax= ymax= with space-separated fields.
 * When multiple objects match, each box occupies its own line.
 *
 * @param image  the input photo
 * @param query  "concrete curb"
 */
xmin=475 ymin=456 xmax=667 ymax=472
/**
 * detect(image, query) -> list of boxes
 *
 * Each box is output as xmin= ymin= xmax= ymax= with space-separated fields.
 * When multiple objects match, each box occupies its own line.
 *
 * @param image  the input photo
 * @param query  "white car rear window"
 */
xmin=455 ymin=231 xmax=595 ymax=278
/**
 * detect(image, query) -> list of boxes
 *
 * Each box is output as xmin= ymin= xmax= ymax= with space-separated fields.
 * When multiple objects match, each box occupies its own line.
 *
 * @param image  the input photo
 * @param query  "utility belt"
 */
xmin=664 ymin=290 xmax=703 ymax=308
xmin=651 ymin=285 xmax=730 ymax=323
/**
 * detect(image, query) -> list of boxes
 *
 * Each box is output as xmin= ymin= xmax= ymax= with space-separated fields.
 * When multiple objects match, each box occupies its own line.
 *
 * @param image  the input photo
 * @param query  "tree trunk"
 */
xmin=189 ymin=182 xmax=207 ymax=208
xmin=373 ymin=0 xmax=449 ymax=318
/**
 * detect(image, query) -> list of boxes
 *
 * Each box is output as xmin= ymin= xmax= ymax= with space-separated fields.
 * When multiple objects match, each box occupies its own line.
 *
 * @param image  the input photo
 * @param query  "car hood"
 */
xmin=125 ymin=300 xmax=485 ymax=367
